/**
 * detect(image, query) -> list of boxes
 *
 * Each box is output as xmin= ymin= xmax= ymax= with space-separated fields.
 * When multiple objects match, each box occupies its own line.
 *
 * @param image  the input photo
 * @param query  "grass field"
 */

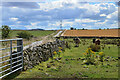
xmin=7 ymin=30 xmax=56 ymax=46
xmin=9 ymin=30 xmax=56 ymax=38
xmin=4 ymin=38 xmax=119 ymax=79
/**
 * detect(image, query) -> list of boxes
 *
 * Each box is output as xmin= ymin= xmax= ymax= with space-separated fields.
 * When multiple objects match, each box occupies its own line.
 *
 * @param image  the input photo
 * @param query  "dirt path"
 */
xmin=23 ymin=31 xmax=57 ymax=50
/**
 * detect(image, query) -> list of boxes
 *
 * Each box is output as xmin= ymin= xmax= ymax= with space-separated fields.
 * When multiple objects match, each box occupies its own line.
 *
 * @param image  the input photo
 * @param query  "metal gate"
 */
xmin=0 ymin=38 xmax=23 ymax=79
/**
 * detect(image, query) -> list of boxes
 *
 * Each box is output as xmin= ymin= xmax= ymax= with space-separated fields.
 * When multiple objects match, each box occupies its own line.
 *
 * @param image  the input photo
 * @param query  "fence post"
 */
xmin=17 ymin=39 xmax=23 ymax=71
xmin=10 ymin=40 xmax=12 ymax=72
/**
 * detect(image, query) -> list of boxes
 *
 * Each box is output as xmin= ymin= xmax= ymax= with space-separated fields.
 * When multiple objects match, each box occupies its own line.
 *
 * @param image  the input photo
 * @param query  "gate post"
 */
xmin=17 ymin=39 xmax=23 ymax=71
xmin=10 ymin=40 xmax=12 ymax=72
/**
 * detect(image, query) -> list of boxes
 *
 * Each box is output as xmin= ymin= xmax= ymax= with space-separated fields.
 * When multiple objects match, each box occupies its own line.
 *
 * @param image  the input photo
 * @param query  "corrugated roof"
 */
xmin=61 ymin=29 xmax=120 ymax=37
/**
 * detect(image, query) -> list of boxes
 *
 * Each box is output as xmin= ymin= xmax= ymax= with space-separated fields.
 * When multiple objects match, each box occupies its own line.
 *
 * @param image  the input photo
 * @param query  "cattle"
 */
xmin=95 ymin=39 xmax=100 ymax=45
xmin=73 ymin=37 xmax=80 ymax=47
xmin=93 ymin=39 xmax=100 ymax=45
xmin=93 ymin=39 xmax=96 ymax=43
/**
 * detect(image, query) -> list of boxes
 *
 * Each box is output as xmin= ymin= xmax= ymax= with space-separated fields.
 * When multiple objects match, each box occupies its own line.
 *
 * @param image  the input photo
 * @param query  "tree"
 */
xmin=2 ymin=25 xmax=11 ymax=39
xmin=17 ymin=31 xmax=33 ymax=40
xmin=70 ymin=27 xmax=74 ymax=30
xmin=82 ymin=28 xmax=85 ymax=30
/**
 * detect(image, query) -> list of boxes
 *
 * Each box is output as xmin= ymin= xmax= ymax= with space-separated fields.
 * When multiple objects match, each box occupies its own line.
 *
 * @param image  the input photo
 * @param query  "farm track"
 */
xmin=23 ymin=31 xmax=58 ymax=50
xmin=61 ymin=29 xmax=120 ymax=37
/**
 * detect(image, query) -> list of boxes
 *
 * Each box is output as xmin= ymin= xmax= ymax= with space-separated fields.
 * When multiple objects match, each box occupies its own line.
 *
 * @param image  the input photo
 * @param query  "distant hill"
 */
xmin=11 ymin=28 xmax=45 ymax=31
xmin=30 ymin=28 xmax=45 ymax=31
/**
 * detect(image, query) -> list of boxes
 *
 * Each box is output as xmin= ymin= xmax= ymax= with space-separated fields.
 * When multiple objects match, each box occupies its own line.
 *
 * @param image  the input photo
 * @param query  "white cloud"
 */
xmin=107 ymin=15 xmax=111 ymax=18
xmin=48 ymin=21 xmax=60 ymax=26
xmin=3 ymin=1 xmax=118 ymax=30
xmin=12 ymin=7 xmax=18 ymax=9
xmin=17 ymin=21 xmax=21 ymax=24
xmin=82 ymin=24 xmax=86 ymax=26
xmin=48 ymin=20 xmax=73 ymax=27
xmin=37 ymin=0 xmax=81 ymax=11
xmin=85 ymin=25 xmax=92 ymax=29
xmin=24 ymin=25 xmax=41 ymax=29
xmin=37 ymin=1 xmax=62 ymax=11
xmin=9 ymin=17 xmax=18 ymax=21
xmin=107 ymin=11 xmax=118 ymax=19
xmin=83 ymin=4 xmax=100 ymax=14
xmin=95 ymin=20 xmax=108 ymax=25
xmin=75 ymin=19 xmax=99 ymax=23
xmin=100 ymin=14 xmax=106 ymax=17
xmin=31 ymin=22 xmax=38 ymax=26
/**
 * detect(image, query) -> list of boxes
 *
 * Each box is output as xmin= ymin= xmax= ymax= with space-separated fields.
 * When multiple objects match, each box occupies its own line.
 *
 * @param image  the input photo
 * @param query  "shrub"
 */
xmin=83 ymin=48 xmax=105 ymax=65
xmin=70 ymin=27 xmax=74 ymax=30
xmin=99 ymin=52 xmax=105 ymax=62
xmin=83 ymin=48 xmax=96 ymax=65
xmin=16 ymin=31 xmax=33 ymax=40
xmin=2 ymin=25 xmax=11 ymax=39
xmin=82 ymin=28 xmax=85 ymax=30
xmin=89 ymin=44 xmax=101 ymax=52
xmin=99 ymin=28 xmax=101 ymax=30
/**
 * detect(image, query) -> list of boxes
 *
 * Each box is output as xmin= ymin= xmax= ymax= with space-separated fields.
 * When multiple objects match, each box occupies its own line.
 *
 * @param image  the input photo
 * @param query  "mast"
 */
xmin=60 ymin=20 xmax=62 ymax=30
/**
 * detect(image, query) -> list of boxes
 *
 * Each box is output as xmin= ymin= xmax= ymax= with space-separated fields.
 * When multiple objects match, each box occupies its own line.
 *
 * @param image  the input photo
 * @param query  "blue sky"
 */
xmin=1 ymin=0 xmax=119 ymax=30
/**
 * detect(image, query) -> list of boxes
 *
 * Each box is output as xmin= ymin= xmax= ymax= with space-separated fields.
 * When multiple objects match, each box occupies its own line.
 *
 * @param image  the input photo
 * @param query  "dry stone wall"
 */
xmin=23 ymin=39 xmax=66 ymax=70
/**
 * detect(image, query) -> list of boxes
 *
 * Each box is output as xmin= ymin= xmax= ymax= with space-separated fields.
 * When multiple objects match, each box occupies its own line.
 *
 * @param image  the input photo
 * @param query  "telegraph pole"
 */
xmin=60 ymin=20 xmax=62 ymax=30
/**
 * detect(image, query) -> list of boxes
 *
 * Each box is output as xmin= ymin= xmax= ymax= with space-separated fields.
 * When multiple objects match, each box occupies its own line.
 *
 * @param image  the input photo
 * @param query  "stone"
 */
xmin=104 ymin=59 xmax=109 ymax=61
xmin=77 ymin=58 xmax=80 ymax=61
xmin=118 ymin=57 xmax=120 ymax=59
xmin=50 ymin=61 xmax=54 ymax=63
xmin=107 ymin=56 xmax=110 ymax=59
xmin=65 ymin=59 xmax=69 ymax=61
xmin=47 ymin=64 xmax=51 ymax=68
xmin=78 ymin=58 xmax=81 ymax=59
xmin=71 ymin=58 xmax=75 ymax=60
xmin=108 ymin=46 xmax=110 ymax=49
xmin=78 ymin=72 xmax=83 ymax=75
xmin=23 ymin=39 xmax=66 ymax=70
xmin=52 ymin=63 xmax=55 ymax=66
xmin=106 ymin=70 xmax=108 ymax=72
xmin=38 ymin=68 xmax=43 ymax=71
xmin=58 ymin=57 xmax=62 ymax=60
xmin=107 ymin=64 xmax=110 ymax=66
xmin=55 ymin=58 xmax=59 ymax=61
xmin=45 ymin=73 xmax=49 ymax=76
xmin=81 ymin=58 xmax=85 ymax=60
xmin=116 ymin=65 xmax=119 ymax=67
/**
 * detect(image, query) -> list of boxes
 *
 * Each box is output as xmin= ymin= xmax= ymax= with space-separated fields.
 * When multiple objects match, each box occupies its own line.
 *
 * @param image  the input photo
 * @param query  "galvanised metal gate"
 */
xmin=0 ymin=38 xmax=23 ymax=79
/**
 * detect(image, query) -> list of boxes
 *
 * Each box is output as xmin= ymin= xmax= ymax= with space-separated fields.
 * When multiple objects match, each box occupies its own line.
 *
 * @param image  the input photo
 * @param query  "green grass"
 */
xmin=3 ymin=38 xmax=119 ymax=79
xmin=7 ymin=30 xmax=56 ymax=46
xmin=9 ymin=30 xmax=56 ymax=38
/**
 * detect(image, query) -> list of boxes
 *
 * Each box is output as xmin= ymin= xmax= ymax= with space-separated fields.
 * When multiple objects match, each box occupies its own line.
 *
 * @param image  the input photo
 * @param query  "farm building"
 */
xmin=61 ymin=29 xmax=120 ymax=38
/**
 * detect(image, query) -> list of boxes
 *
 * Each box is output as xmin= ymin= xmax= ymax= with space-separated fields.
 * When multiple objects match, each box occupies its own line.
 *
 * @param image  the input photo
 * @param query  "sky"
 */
xmin=0 ymin=0 xmax=120 ymax=30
